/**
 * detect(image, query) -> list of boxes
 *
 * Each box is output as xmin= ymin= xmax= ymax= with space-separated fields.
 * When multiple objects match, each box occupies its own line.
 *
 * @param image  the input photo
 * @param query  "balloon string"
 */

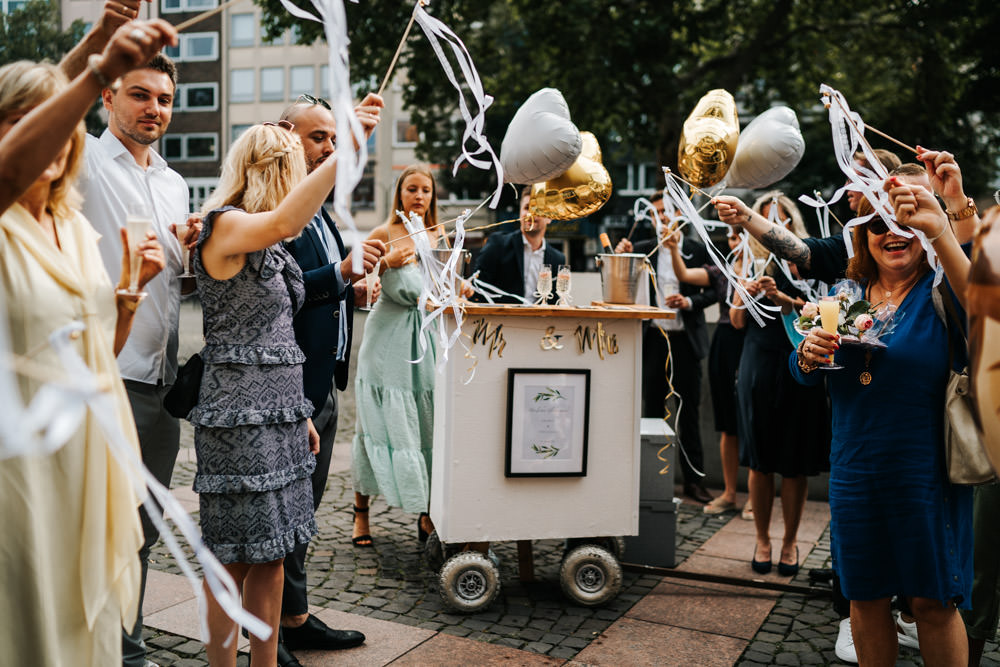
xmin=662 ymin=167 xmax=715 ymax=200
xmin=390 ymin=215 xmax=521 ymax=244
xmin=376 ymin=0 xmax=426 ymax=96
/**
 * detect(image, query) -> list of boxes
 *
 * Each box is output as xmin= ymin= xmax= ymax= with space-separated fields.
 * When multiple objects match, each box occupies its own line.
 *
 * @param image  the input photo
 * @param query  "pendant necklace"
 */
xmin=859 ymin=350 xmax=872 ymax=386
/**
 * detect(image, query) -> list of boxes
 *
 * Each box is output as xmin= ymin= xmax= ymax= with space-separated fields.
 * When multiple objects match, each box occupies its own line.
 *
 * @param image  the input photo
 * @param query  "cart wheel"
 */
xmin=560 ymin=545 xmax=622 ymax=607
xmin=425 ymin=530 xmax=445 ymax=572
xmin=438 ymin=551 xmax=501 ymax=613
xmin=607 ymin=536 xmax=626 ymax=561
xmin=563 ymin=536 xmax=625 ymax=561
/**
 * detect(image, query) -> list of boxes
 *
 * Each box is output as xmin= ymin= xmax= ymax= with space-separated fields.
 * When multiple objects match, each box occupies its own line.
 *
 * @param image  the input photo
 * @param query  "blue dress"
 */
xmin=790 ymin=270 xmax=973 ymax=605
xmin=189 ymin=207 xmax=318 ymax=564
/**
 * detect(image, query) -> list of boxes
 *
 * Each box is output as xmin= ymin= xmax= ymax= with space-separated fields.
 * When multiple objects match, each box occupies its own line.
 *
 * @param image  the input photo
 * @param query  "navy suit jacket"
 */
xmin=286 ymin=208 xmax=354 ymax=415
xmin=472 ymin=230 xmax=566 ymax=304
xmin=633 ymin=236 xmax=717 ymax=360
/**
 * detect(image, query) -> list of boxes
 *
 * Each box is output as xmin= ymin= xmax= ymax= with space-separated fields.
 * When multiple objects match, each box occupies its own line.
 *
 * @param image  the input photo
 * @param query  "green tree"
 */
xmin=258 ymin=0 xmax=1000 ymax=210
xmin=0 ymin=0 xmax=103 ymax=132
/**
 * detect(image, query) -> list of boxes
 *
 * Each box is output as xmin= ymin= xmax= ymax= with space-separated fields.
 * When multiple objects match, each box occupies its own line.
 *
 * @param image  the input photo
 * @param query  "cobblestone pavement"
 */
xmin=142 ymin=303 xmax=1000 ymax=665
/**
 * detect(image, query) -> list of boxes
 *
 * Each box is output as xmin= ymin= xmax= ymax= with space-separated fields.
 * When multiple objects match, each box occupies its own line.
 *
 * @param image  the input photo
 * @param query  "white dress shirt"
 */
xmin=653 ymin=243 xmax=684 ymax=332
xmin=522 ymin=234 xmax=547 ymax=300
xmin=80 ymin=130 xmax=189 ymax=385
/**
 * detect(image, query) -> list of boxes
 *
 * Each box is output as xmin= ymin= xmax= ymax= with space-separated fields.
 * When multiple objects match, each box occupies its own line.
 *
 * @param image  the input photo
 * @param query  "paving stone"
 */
xmin=774 ymin=652 xmax=800 ymax=666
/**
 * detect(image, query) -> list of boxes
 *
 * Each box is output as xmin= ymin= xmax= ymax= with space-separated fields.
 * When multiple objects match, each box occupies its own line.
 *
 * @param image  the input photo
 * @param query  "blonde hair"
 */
xmin=0 ymin=61 xmax=84 ymax=219
xmin=387 ymin=164 xmax=438 ymax=229
xmin=203 ymin=124 xmax=305 ymax=215
xmin=749 ymin=190 xmax=808 ymax=259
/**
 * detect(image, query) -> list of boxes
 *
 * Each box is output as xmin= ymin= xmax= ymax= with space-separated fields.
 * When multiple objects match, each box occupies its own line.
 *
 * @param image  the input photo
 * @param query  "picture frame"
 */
xmin=505 ymin=368 xmax=590 ymax=477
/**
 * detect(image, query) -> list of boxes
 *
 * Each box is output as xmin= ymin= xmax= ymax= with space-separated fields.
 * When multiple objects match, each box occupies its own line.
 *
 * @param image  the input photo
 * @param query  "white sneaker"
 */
xmin=896 ymin=612 xmax=920 ymax=649
xmin=835 ymin=617 xmax=858 ymax=663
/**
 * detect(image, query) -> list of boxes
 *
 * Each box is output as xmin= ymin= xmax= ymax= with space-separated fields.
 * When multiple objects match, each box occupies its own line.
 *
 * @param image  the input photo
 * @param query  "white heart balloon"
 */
xmin=500 ymin=88 xmax=582 ymax=185
xmin=725 ymin=106 xmax=805 ymax=190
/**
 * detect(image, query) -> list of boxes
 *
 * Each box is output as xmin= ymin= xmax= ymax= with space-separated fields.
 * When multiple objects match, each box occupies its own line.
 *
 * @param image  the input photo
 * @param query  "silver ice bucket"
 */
xmin=595 ymin=253 xmax=645 ymax=304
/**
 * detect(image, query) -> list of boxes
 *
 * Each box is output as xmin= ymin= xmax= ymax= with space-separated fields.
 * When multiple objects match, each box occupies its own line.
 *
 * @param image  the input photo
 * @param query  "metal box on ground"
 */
xmin=623 ymin=418 xmax=678 ymax=568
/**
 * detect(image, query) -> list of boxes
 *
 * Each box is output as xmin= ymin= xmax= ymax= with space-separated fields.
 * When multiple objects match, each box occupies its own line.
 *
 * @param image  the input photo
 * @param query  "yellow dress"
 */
xmin=0 ymin=203 xmax=143 ymax=666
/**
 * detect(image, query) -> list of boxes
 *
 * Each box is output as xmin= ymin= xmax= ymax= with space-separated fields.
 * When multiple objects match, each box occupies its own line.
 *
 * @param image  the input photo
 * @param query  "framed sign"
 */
xmin=505 ymin=368 xmax=590 ymax=477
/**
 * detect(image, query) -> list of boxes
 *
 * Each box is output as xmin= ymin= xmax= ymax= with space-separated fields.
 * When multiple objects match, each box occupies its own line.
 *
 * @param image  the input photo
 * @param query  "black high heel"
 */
xmin=751 ymin=544 xmax=772 ymax=574
xmin=778 ymin=546 xmax=799 ymax=577
xmin=352 ymin=505 xmax=373 ymax=548
xmin=418 ymin=512 xmax=430 ymax=543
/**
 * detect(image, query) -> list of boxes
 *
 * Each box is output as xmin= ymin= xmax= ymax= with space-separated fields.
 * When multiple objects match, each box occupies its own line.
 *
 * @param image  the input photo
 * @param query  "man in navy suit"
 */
xmin=472 ymin=187 xmax=566 ymax=304
xmin=275 ymin=95 xmax=386 ymax=667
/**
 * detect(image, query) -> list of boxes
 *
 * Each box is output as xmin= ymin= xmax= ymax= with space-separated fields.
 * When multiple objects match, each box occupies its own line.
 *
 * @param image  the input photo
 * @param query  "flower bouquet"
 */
xmin=796 ymin=280 xmax=902 ymax=349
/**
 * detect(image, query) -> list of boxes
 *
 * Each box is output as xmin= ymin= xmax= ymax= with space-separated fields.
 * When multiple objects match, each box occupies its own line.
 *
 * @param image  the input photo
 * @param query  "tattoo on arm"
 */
xmin=760 ymin=228 xmax=811 ymax=270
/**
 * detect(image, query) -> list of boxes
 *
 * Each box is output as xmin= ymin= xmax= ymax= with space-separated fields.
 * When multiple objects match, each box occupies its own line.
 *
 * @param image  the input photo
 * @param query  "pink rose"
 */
xmin=854 ymin=313 xmax=874 ymax=331
xmin=801 ymin=302 xmax=819 ymax=319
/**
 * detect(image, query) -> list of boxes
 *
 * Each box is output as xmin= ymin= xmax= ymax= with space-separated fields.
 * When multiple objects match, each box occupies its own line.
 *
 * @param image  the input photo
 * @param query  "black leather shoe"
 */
xmin=277 ymin=641 xmax=304 ymax=667
xmin=683 ymin=482 xmax=714 ymax=504
xmin=282 ymin=614 xmax=365 ymax=651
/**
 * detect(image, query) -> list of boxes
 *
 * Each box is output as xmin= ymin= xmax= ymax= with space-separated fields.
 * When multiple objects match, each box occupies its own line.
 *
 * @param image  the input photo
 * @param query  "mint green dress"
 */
xmin=352 ymin=262 xmax=436 ymax=513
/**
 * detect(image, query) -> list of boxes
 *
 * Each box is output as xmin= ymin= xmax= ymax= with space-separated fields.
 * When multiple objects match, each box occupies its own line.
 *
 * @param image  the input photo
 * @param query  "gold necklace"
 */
xmin=860 ymin=350 xmax=872 ymax=386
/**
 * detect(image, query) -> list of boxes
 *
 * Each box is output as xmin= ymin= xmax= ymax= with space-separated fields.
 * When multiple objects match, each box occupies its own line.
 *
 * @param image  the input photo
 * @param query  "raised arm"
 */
xmin=713 ymin=195 xmax=813 ymax=270
xmin=0 ymin=20 xmax=175 ymax=214
xmin=886 ymin=179 xmax=970 ymax=308
xmin=664 ymin=232 xmax=711 ymax=286
xmin=60 ymin=0 xmax=145 ymax=79
xmin=916 ymin=146 xmax=979 ymax=244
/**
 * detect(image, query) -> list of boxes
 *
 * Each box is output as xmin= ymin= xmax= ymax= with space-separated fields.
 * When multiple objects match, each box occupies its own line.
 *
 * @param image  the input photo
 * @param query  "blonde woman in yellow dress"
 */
xmin=0 ymin=21 xmax=174 ymax=667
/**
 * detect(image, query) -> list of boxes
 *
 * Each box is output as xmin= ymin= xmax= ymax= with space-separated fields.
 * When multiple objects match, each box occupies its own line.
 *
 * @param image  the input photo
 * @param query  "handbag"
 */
xmin=933 ymin=284 xmax=997 ymax=485
xmin=164 ymin=352 xmax=204 ymax=419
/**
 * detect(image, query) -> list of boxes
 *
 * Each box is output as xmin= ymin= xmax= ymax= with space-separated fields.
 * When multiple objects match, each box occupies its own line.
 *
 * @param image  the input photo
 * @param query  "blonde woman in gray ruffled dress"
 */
xmin=190 ymin=122 xmax=349 ymax=666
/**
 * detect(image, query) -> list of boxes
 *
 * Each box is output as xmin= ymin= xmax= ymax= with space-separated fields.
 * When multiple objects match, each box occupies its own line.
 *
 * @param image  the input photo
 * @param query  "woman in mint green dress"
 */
xmin=352 ymin=165 xmax=440 ymax=547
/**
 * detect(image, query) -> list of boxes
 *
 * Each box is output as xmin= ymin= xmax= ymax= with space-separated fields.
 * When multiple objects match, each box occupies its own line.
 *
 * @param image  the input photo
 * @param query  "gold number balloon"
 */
xmin=528 ymin=131 xmax=612 ymax=220
xmin=968 ymin=213 xmax=1000 ymax=475
xmin=677 ymin=89 xmax=740 ymax=188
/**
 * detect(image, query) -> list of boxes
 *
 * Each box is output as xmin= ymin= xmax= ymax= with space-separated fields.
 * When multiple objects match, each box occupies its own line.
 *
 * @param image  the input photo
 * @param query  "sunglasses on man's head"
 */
xmin=868 ymin=217 xmax=909 ymax=236
xmin=262 ymin=120 xmax=295 ymax=131
xmin=296 ymin=93 xmax=331 ymax=110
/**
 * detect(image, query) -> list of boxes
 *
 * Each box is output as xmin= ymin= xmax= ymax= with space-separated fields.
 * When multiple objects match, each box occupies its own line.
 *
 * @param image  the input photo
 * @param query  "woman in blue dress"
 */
xmin=793 ymin=181 xmax=974 ymax=666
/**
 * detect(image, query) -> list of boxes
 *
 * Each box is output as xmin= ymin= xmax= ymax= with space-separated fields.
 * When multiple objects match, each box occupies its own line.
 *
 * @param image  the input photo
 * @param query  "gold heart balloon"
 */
xmin=968 ymin=217 xmax=1000 ymax=475
xmin=529 ymin=131 xmax=612 ymax=220
xmin=677 ymin=89 xmax=740 ymax=188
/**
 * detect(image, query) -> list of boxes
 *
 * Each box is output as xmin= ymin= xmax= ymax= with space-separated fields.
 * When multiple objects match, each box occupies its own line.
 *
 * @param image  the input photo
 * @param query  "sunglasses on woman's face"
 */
xmin=296 ymin=94 xmax=331 ymax=110
xmin=868 ymin=217 xmax=909 ymax=236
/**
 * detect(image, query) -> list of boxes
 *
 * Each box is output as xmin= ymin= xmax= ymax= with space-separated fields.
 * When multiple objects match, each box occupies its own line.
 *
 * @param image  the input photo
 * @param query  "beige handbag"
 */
xmin=935 ymin=285 xmax=997 ymax=485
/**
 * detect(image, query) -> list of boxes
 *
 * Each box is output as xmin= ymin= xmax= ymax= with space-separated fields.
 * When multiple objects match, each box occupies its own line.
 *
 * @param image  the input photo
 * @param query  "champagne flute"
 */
xmin=753 ymin=257 xmax=768 ymax=279
xmin=118 ymin=203 xmax=153 ymax=296
xmin=535 ymin=264 xmax=553 ymax=304
xmin=555 ymin=264 xmax=572 ymax=306
xmin=361 ymin=258 xmax=380 ymax=311
xmin=174 ymin=215 xmax=195 ymax=278
xmin=817 ymin=296 xmax=844 ymax=369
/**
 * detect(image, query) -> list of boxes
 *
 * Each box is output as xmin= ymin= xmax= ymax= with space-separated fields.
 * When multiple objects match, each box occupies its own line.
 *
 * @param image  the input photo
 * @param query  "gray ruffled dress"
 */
xmin=189 ymin=207 xmax=317 ymax=564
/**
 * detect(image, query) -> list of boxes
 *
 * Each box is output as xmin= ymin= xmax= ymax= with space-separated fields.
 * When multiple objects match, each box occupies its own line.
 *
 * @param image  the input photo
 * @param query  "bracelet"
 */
xmin=926 ymin=225 xmax=948 ymax=244
xmin=87 ymin=54 xmax=112 ymax=89
xmin=945 ymin=197 xmax=977 ymax=222
xmin=796 ymin=339 xmax=818 ymax=373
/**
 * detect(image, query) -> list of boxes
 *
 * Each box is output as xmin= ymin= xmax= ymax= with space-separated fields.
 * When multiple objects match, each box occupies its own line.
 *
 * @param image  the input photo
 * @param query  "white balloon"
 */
xmin=725 ymin=106 xmax=805 ymax=190
xmin=500 ymin=88 xmax=582 ymax=184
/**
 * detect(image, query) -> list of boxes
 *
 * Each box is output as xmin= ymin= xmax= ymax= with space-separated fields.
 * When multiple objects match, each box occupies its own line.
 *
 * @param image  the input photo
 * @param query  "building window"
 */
xmin=2 ymin=0 xmax=27 ymax=11
xmin=186 ymin=178 xmax=217 ymax=210
xmin=261 ymin=25 xmax=286 ymax=46
xmin=393 ymin=117 xmax=418 ymax=146
xmin=229 ymin=69 xmax=254 ymax=103
xmin=230 ymin=13 xmax=255 ymax=47
xmin=260 ymin=67 xmax=284 ymax=102
xmin=164 ymin=32 xmax=218 ymax=62
xmin=319 ymin=65 xmax=329 ymax=99
xmin=618 ymin=162 xmax=658 ymax=195
xmin=289 ymin=25 xmax=303 ymax=45
xmin=162 ymin=0 xmax=216 ymax=13
xmin=162 ymin=133 xmax=218 ymax=161
xmin=231 ymin=124 xmax=252 ymax=145
xmin=289 ymin=66 xmax=313 ymax=98
xmin=174 ymin=83 xmax=218 ymax=111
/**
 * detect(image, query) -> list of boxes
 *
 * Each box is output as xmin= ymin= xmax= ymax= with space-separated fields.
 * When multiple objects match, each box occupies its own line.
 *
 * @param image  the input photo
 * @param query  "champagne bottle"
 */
xmin=599 ymin=232 xmax=614 ymax=254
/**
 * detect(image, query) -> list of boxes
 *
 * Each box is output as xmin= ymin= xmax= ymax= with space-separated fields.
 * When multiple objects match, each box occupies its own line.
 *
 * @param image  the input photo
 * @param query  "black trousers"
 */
xmin=642 ymin=327 xmax=705 ymax=486
xmin=282 ymin=388 xmax=338 ymax=616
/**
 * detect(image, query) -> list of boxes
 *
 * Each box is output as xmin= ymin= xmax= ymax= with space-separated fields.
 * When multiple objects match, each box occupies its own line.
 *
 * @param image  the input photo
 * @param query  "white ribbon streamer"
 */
xmin=412 ymin=2 xmax=504 ymax=207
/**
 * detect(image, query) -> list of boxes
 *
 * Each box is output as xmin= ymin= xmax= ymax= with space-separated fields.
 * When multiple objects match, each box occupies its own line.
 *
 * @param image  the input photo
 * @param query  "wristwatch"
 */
xmin=946 ymin=197 xmax=977 ymax=221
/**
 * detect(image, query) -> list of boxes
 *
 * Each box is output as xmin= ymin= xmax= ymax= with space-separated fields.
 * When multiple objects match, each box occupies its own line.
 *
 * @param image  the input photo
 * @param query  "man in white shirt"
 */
xmin=472 ymin=187 xmax=566 ymax=304
xmin=75 ymin=52 xmax=194 ymax=667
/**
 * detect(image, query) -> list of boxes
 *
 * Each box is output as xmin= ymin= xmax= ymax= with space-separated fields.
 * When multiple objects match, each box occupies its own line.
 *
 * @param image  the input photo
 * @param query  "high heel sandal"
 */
xmin=352 ymin=505 xmax=373 ymax=548
xmin=778 ymin=546 xmax=799 ymax=577
xmin=418 ymin=512 xmax=430 ymax=543
xmin=751 ymin=544 xmax=772 ymax=574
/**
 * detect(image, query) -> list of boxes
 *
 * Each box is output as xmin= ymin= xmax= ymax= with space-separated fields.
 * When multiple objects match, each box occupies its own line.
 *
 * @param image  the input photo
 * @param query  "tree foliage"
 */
xmin=258 ymin=0 xmax=1000 ymax=209
xmin=0 ymin=0 xmax=102 ymax=131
